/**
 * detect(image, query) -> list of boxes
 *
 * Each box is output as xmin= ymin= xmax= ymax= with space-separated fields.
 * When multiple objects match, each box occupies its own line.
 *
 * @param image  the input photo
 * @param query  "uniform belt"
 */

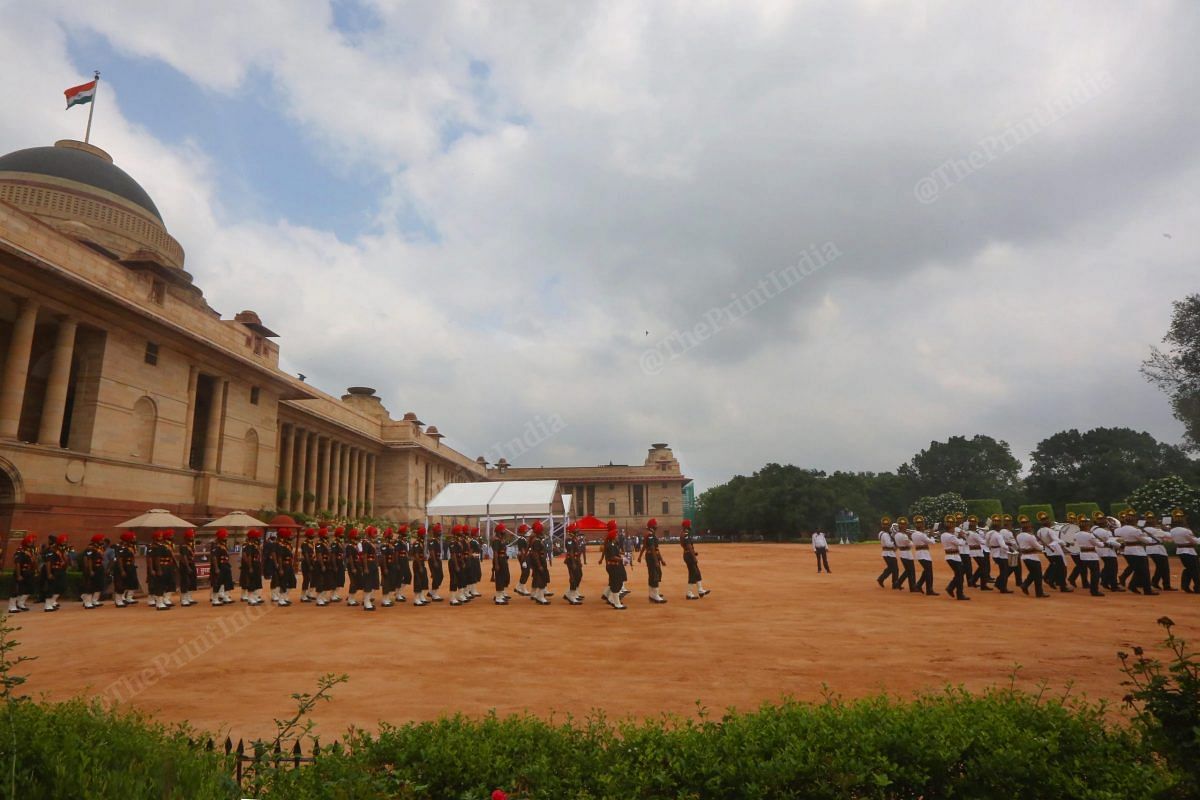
xmin=944 ymin=549 xmax=959 ymax=554
xmin=1020 ymin=548 xmax=1038 ymax=554
xmin=1080 ymin=547 xmax=1095 ymax=552
xmin=882 ymin=546 xmax=895 ymax=551
xmin=914 ymin=545 xmax=929 ymax=550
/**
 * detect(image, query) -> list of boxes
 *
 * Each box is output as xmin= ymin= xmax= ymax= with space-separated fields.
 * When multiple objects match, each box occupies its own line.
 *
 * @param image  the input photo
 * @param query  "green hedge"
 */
xmin=0 ymin=698 xmax=238 ymax=799
xmin=965 ymin=498 xmax=1003 ymax=520
xmin=264 ymin=691 xmax=1175 ymax=799
xmin=1111 ymin=502 xmax=1135 ymax=518
xmin=1065 ymin=502 xmax=1102 ymax=520
xmin=1018 ymin=503 xmax=1055 ymax=523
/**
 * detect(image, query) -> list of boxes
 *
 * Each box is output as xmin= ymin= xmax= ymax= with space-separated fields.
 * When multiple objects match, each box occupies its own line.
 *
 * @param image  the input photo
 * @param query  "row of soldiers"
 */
xmin=877 ymin=509 xmax=1198 ymax=599
xmin=6 ymin=518 xmax=712 ymax=613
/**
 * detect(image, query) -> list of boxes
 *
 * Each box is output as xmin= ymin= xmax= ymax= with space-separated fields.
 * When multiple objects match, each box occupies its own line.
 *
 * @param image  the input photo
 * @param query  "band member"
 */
xmin=680 ymin=520 xmax=709 ymax=599
xmin=1015 ymin=516 xmax=1049 ymax=598
xmin=876 ymin=516 xmax=898 ymax=588
xmin=394 ymin=525 xmax=412 ymax=603
xmin=240 ymin=529 xmax=264 ymax=605
xmin=563 ymin=523 xmax=584 ymax=604
xmin=344 ymin=528 xmax=361 ymax=606
xmin=985 ymin=516 xmax=1013 ymax=593
xmin=177 ymin=529 xmax=198 ymax=606
xmin=637 ymin=518 xmax=667 ymax=603
xmin=1168 ymin=509 xmax=1198 ymax=593
xmin=427 ymin=524 xmax=444 ymax=601
xmin=1094 ymin=513 xmax=1122 ymax=592
xmin=938 ymin=518 xmax=968 ymax=600
xmin=910 ymin=516 xmax=937 ymax=596
xmin=43 ymin=534 xmax=68 ymax=612
xmin=1144 ymin=515 xmax=1174 ymax=591
xmin=515 ymin=524 xmax=532 ymax=597
xmin=1116 ymin=511 xmax=1157 ymax=595
xmin=272 ymin=529 xmax=297 ymax=605
xmin=359 ymin=526 xmax=379 ymax=611
xmin=965 ymin=516 xmax=991 ymax=590
xmin=602 ymin=521 xmax=627 ymax=610
xmin=1034 ymin=513 xmax=1065 ymax=591
xmin=491 ymin=522 xmax=512 ymax=605
xmin=1001 ymin=516 xmax=1022 ymax=585
xmin=7 ymin=535 xmax=36 ymax=613
xmin=412 ymin=526 xmax=431 ymax=606
xmin=894 ymin=518 xmax=916 ymax=591
xmin=529 ymin=520 xmax=551 ymax=605
xmin=115 ymin=531 xmax=142 ymax=606
xmin=300 ymin=528 xmax=318 ymax=602
xmin=331 ymin=527 xmax=346 ymax=602
xmin=1075 ymin=517 xmax=1104 ymax=597
xmin=79 ymin=534 xmax=105 ymax=609
xmin=314 ymin=527 xmax=333 ymax=606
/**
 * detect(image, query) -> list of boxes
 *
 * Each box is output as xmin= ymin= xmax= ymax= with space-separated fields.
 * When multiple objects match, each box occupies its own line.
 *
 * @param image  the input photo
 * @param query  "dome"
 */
xmin=0 ymin=139 xmax=184 ymax=269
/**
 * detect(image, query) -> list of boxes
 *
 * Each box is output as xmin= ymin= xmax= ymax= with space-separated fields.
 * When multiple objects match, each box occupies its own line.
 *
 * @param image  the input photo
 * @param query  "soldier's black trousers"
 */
xmin=1150 ymin=554 xmax=1172 ymax=590
xmin=1178 ymin=553 xmax=1198 ymax=593
xmin=1019 ymin=560 xmax=1046 ymax=596
xmin=1047 ymin=555 xmax=1068 ymax=590
xmin=945 ymin=559 xmax=966 ymax=599
xmin=877 ymin=555 xmax=898 ymax=587
xmin=1068 ymin=554 xmax=1087 ymax=588
xmin=992 ymin=557 xmax=1010 ymax=592
xmin=1081 ymin=560 xmax=1102 ymax=595
xmin=814 ymin=548 xmax=830 ymax=573
xmin=972 ymin=556 xmax=991 ymax=588
xmin=413 ymin=562 xmax=429 ymax=592
xmin=429 ymin=560 xmax=443 ymax=589
xmin=1101 ymin=556 xmax=1119 ymax=590
xmin=605 ymin=564 xmax=625 ymax=594
xmin=568 ymin=560 xmax=583 ymax=590
xmin=915 ymin=559 xmax=934 ymax=594
xmin=493 ymin=557 xmax=510 ymax=591
xmin=1126 ymin=555 xmax=1154 ymax=594
xmin=519 ymin=561 xmax=531 ymax=585
xmin=897 ymin=558 xmax=916 ymax=590
xmin=647 ymin=559 xmax=662 ymax=588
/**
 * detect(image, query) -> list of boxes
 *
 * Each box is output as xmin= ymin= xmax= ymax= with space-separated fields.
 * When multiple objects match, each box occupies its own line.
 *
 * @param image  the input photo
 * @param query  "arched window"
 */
xmin=243 ymin=428 xmax=259 ymax=479
xmin=608 ymin=500 xmax=616 ymax=516
xmin=131 ymin=396 xmax=157 ymax=463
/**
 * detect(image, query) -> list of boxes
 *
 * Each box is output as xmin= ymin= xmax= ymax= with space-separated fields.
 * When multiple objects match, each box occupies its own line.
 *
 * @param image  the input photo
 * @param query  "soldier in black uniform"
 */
xmin=427 ymin=524 xmax=444 ymax=602
xmin=273 ymin=529 xmax=297 ymax=605
xmin=240 ymin=529 xmax=264 ymax=605
xmin=359 ymin=526 xmax=379 ymax=611
xmin=300 ymin=528 xmax=318 ymax=602
xmin=448 ymin=527 xmax=467 ymax=605
xmin=178 ymin=529 xmax=198 ymax=606
xmin=314 ymin=527 xmax=333 ymax=606
xmin=602 ymin=522 xmax=627 ymax=610
xmin=561 ymin=523 xmax=581 ymax=605
xmin=379 ymin=527 xmax=398 ymax=606
xmin=467 ymin=527 xmax=484 ymax=599
xmin=514 ymin=525 xmax=532 ymax=597
xmin=146 ymin=531 xmax=169 ymax=611
xmin=637 ymin=519 xmax=667 ymax=604
xmin=114 ymin=531 xmax=140 ymax=606
xmin=344 ymin=528 xmax=362 ymax=606
xmin=528 ymin=521 xmax=551 ymax=604
xmin=394 ymin=526 xmax=411 ymax=603
xmin=490 ymin=522 xmax=512 ymax=605
xmin=681 ymin=520 xmax=710 ymax=600
xmin=331 ymin=527 xmax=346 ymax=602
xmin=210 ymin=529 xmax=234 ymax=605
xmin=81 ymin=534 xmax=107 ymax=609
xmin=412 ymin=526 xmax=430 ymax=606
xmin=41 ymin=535 xmax=68 ymax=612
xmin=6 ymin=534 xmax=36 ymax=613
xmin=161 ymin=530 xmax=179 ymax=607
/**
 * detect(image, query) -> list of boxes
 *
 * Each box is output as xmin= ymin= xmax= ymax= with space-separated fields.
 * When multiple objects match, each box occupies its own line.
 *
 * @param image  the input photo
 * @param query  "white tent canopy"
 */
xmin=426 ymin=480 xmax=563 ymax=518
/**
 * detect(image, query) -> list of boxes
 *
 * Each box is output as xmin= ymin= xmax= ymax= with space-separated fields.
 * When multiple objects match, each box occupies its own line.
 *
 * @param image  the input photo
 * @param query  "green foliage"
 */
xmin=1065 ymin=502 xmax=1101 ymax=520
xmin=965 ymin=498 xmax=1003 ymax=520
xmin=1017 ymin=504 xmax=1054 ymax=523
xmin=1119 ymin=617 xmax=1200 ymax=797
xmin=1126 ymin=475 xmax=1200 ymax=520
xmin=908 ymin=492 xmax=967 ymax=524
xmin=1111 ymin=501 xmax=1135 ymax=517
xmin=0 ymin=571 xmax=85 ymax=601
xmin=898 ymin=434 xmax=1023 ymax=504
xmin=1142 ymin=293 xmax=1200 ymax=452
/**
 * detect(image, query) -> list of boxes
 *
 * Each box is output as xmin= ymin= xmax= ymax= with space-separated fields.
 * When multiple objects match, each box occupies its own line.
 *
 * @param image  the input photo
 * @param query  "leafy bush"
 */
xmin=1126 ymin=475 xmax=1200 ymax=520
xmin=1065 ymin=501 xmax=1102 ymax=520
xmin=0 ymin=570 xmax=84 ymax=601
xmin=908 ymin=492 xmax=967 ymax=524
xmin=965 ymin=498 xmax=1003 ymax=521
xmin=1111 ymin=501 xmax=1136 ymax=517
xmin=1017 ymin=503 xmax=1055 ymax=523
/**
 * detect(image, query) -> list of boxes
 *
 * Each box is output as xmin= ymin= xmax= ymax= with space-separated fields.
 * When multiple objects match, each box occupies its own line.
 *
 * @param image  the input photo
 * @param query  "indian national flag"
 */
xmin=64 ymin=80 xmax=97 ymax=110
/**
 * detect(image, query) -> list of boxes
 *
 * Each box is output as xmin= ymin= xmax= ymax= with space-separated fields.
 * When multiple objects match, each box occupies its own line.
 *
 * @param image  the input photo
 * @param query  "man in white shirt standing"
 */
xmin=1075 ymin=517 xmax=1105 ymax=597
xmin=1168 ymin=508 xmax=1198 ymax=593
xmin=876 ymin=517 xmax=898 ymax=588
xmin=1115 ymin=511 xmax=1158 ymax=596
xmin=812 ymin=530 xmax=830 ymax=574
xmin=940 ymin=516 xmax=969 ymax=600
xmin=911 ymin=515 xmax=938 ymax=596
xmin=1015 ymin=515 xmax=1049 ymax=598
xmin=894 ymin=518 xmax=917 ymax=592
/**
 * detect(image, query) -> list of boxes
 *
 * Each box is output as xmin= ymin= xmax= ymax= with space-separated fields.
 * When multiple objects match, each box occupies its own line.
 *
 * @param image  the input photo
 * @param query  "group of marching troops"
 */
xmin=876 ymin=508 xmax=1199 ymax=599
xmin=6 ymin=517 xmax=712 ymax=614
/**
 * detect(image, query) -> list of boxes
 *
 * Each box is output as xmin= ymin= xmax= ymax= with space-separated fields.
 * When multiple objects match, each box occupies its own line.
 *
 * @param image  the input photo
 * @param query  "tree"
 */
xmin=898 ymin=435 xmax=1022 ymax=503
xmin=1125 ymin=475 xmax=1200 ymax=521
xmin=909 ymin=492 xmax=968 ymax=524
xmin=1026 ymin=427 xmax=1197 ymax=511
xmin=1143 ymin=293 xmax=1200 ymax=451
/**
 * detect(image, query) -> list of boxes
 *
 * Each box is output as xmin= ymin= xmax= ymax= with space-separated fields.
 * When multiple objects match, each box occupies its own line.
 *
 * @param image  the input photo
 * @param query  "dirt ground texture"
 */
xmin=10 ymin=544 xmax=1197 ymax=741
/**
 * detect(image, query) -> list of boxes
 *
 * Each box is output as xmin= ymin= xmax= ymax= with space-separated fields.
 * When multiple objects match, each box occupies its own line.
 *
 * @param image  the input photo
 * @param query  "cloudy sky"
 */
xmin=2 ymin=0 xmax=1196 ymax=490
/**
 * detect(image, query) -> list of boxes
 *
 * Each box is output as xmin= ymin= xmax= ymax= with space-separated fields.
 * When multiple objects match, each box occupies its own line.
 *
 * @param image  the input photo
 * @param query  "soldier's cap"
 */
xmin=184 ymin=529 xmax=195 ymax=539
xmin=1036 ymin=511 xmax=1050 ymax=521
xmin=334 ymin=526 xmax=345 ymax=536
xmin=912 ymin=515 xmax=925 ymax=523
xmin=152 ymin=530 xmax=163 ymax=541
xmin=607 ymin=520 xmax=618 ymax=530
xmin=517 ymin=523 xmax=529 ymax=534
xmin=880 ymin=515 xmax=892 ymax=526
xmin=533 ymin=521 xmax=544 ymax=534
xmin=1171 ymin=507 xmax=1186 ymax=519
xmin=305 ymin=528 xmax=316 ymax=538
xmin=348 ymin=528 xmax=359 ymax=539
xmin=647 ymin=518 xmax=658 ymax=529
xmin=398 ymin=524 xmax=409 ymax=534
xmin=90 ymin=533 xmax=105 ymax=544
xmin=1092 ymin=511 xmax=1106 ymax=521
xmin=21 ymin=534 xmax=37 ymax=546
xmin=1017 ymin=514 xmax=1030 ymax=523
xmin=967 ymin=514 xmax=978 ymax=523
xmin=1066 ymin=512 xmax=1077 ymax=521
xmin=943 ymin=514 xmax=955 ymax=524
xmin=496 ymin=523 xmax=507 ymax=533
xmin=382 ymin=528 xmax=394 ymax=538
xmin=1002 ymin=514 xmax=1013 ymax=522
xmin=278 ymin=529 xmax=293 ymax=539
xmin=681 ymin=520 xmax=692 ymax=529
xmin=247 ymin=529 xmax=262 ymax=539
xmin=1079 ymin=517 xmax=1093 ymax=527
xmin=896 ymin=516 xmax=908 ymax=524
xmin=567 ymin=522 xmax=578 ymax=532
xmin=954 ymin=512 xmax=965 ymax=521
xmin=121 ymin=531 xmax=137 ymax=542
xmin=318 ymin=528 xmax=329 ymax=538
xmin=990 ymin=514 xmax=1002 ymax=523
xmin=216 ymin=529 xmax=229 ymax=540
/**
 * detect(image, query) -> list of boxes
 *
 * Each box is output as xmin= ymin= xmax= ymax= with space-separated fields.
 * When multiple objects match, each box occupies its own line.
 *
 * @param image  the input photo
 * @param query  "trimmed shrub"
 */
xmin=1065 ymin=502 xmax=1102 ymax=520
xmin=1111 ymin=501 xmax=1135 ymax=518
xmin=1018 ymin=503 xmax=1055 ymax=523
xmin=965 ymin=498 xmax=1003 ymax=521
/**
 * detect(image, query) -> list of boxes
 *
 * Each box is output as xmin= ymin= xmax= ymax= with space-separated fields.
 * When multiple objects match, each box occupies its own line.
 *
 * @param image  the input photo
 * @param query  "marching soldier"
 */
xmin=1016 ymin=515 xmax=1049 ymax=598
xmin=515 ymin=524 xmax=532 ymax=597
xmin=6 ymin=535 xmax=36 ymax=613
xmin=1094 ymin=512 xmax=1123 ymax=593
xmin=563 ymin=522 xmax=584 ymax=604
xmin=468 ymin=527 xmax=484 ymax=599
xmin=43 ymin=534 xmax=68 ymax=612
xmin=447 ymin=525 xmax=463 ymax=605
xmin=1116 ymin=511 xmax=1157 ymax=595
xmin=209 ymin=529 xmax=235 ymax=605
xmin=877 ymin=516 xmax=898 ymax=588
xmin=412 ymin=525 xmax=431 ymax=606
xmin=491 ymin=522 xmax=512 ymax=605
xmin=1001 ymin=516 xmax=1022 ymax=585
xmin=965 ymin=516 xmax=991 ymax=590
xmin=272 ymin=529 xmax=297 ymax=605
xmin=314 ymin=527 xmax=333 ymax=606
xmin=394 ymin=525 xmax=412 ymax=603
xmin=985 ymin=516 xmax=1013 ymax=594
xmin=81 ymin=534 xmax=106 ymax=609
xmin=359 ymin=526 xmax=379 ymax=611
xmin=344 ymin=528 xmax=361 ymax=606
xmin=1168 ymin=509 xmax=1198 ymax=593
xmin=939 ymin=517 xmax=968 ymax=600
xmin=427 ymin=523 xmax=445 ymax=602
xmin=331 ymin=527 xmax=346 ymax=602
xmin=178 ymin=529 xmax=198 ymax=606
xmin=893 ymin=518 xmax=916 ymax=591
xmin=115 ymin=531 xmax=141 ymax=606
xmin=1035 ymin=512 xmax=1071 ymax=593
xmin=1075 ymin=517 xmax=1104 ymax=596
xmin=529 ymin=520 xmax=551 ymax=605
xmin=910 ymin=516 xmax=937 ymax=596
xmin=602 ymin=521 xmax=627 ymax=610
xmin=1144 ymin=514 xmax=1174 ymax=591
xmin=680 ymin=520 xmax=710 ymax=599
xmin=379 ymin=527 xmax=398 ymax=606
xmin=300 ymin=528 xmax=318 ymax=602
xmin=240 ymin=529 xmax=264 ymax=605
xmin=147 ymin=531 xmax=174 ymax=611
xmin=637 ymin=518 xmax=667 ymax=603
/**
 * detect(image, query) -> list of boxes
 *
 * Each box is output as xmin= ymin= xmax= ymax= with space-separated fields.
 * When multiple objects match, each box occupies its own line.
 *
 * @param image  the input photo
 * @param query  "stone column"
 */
xmin=305 ymin=432 xmax=319 ymax=514
xmin=357 ymin=450 xmax=367 ymax=517
xmin=366 ymin=453 xmax=376 ymax=517
xmin=294 ymin=428 xmax=310 ymax=513
xmin=348 ymin=447 xmax=360 ymax=518
xmin=202 ymin=378 xmax=227 ymax=472
xmin=0 ymin=299 xmax=39 ymax=440
xmin=280 ymin=424 xmax=295 ymax=507
xmin=36 ymin=316 xmax=77 ymax=446
xmin=329 ymin=441 xmax=343 ymax=516
xmin=317 ymin=436 xmax=331 ymax=513
xmin=182 ymin=367 xmax=199 ymax=467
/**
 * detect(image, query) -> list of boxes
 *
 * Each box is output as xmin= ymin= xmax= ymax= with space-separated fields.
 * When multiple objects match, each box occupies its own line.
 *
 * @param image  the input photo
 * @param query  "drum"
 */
xmin=1007 ymin=551 xmax=1019 ymax=568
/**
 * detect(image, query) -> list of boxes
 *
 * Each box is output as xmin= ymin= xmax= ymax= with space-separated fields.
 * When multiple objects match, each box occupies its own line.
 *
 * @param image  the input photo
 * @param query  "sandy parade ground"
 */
xmin=10 ymin=543 xmax=1197 ymax=741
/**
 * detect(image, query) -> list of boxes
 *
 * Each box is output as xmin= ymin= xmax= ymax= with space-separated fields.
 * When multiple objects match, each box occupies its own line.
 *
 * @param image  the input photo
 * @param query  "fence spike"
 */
xmin=312 ymin=738 xmax=321 ymax=757
xmin=293 ymin=740 xmax=302 ymax=768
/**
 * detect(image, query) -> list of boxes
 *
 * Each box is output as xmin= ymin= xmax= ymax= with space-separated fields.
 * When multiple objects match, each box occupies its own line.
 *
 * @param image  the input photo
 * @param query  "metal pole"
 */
xmin=84 ymin=71 xmax=100 ymax=144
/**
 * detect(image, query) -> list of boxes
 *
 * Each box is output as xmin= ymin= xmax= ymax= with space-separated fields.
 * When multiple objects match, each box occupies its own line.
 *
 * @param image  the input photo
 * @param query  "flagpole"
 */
xmin=84 ymin=71 xmax=100 ymax=144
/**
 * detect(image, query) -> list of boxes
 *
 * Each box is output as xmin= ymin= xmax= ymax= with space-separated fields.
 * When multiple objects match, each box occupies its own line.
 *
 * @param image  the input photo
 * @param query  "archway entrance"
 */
xmin=0 ymin=467 xmax=16 ymax=571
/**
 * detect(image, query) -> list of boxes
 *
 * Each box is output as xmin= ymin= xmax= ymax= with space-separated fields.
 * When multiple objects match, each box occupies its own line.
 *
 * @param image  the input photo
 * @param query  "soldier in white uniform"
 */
xmin=893 ymin=518 xmax=916 ymax=592
xmin=1001 ymin=515 xmax=1022 ymax=585
xmin=910 ymin=515 xmax=938 ymax=596
xmin=940 ymin=516 xmax=969 ymax=600
xmin=1168 ymin=508 xmax=1198 ymax=593
xmin=965 ymin=516 xmax=990 ymax=590
xmin=1035 ymin=512 xmax=1069 ymax=592
xmin=1015 ymin=515 xmax=1049 ymax=598
xmin=1143 ymin=515 xmax=1174 ymax=591
xmin=985 ymin=516 xmax=1014 ymax=593
xmin=876 ymin=517 xmax=898 ymax=588
xmin=1074 ymin=517 xmax=1104 ymax=596
xmin=1093 ymin=513 xmax=1123 ymax=593
xmin=1115 ymin=511 xmax=1158 ymax=596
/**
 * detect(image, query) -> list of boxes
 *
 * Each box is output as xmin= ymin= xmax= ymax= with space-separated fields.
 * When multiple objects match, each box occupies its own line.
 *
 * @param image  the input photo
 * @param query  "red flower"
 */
xmin=492 ymin=791 xmax=508 ymax=800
